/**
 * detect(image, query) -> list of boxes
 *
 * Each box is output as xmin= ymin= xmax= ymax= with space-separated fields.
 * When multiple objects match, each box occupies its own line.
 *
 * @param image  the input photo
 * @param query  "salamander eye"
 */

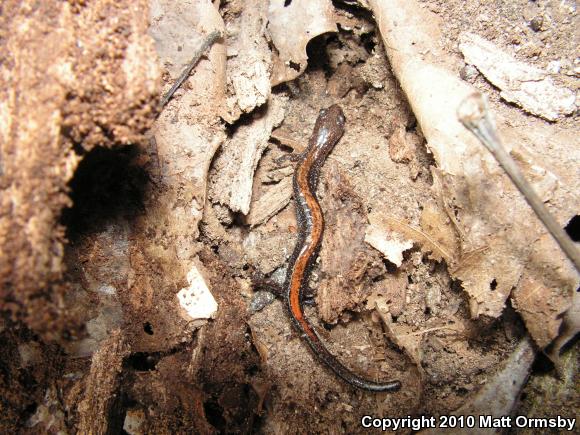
xmin=319 ymin=109 xmax=327 ymax=116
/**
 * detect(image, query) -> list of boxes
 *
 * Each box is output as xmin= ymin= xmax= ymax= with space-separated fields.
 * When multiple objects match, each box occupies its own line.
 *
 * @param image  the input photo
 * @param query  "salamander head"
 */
xmin=312 ymin=104 xmax=346 ymax=154
xmin=316 ymin=104 xmax=345 ymax=132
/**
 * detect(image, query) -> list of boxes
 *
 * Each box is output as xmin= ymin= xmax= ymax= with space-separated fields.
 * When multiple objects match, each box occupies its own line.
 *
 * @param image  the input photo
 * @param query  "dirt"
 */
xmin=0 ymin=0 xmax=577 ymax=433
xmin=0 ymin=0 xmax=159 ymax=339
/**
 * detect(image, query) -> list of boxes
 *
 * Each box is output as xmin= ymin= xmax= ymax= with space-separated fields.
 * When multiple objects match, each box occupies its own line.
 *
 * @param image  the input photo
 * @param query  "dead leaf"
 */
xmin=419 ymin=201 xmax=459 ymax=263
xmin=459 ymin=32 xmax=575 ymax=121
xmin=546 ymin=289 xmax=580 ymax=369
xmin=365 ymin=223 xmax=413 ymax=267
xmin=368 ymin=0 xmax=579 ymax=339
xmin=366 ymin=211 xmax=454 ymax=266
xmin=149 ymin=0 xmax=226 ymax=119
xmin=511 ymin=234 xmax=577 ymax=349
xmin=512 ymin=274 xmax=570 ymax=349
xmin=268 ymin=0 xmax=338 ymax=86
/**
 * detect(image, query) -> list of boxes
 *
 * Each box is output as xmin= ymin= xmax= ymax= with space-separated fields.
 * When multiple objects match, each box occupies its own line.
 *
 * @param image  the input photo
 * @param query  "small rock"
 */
xmin=249 ymin=291 xmax=276 ymax=312
xmin=460 ymin=64 xmax=479 ymax=83
xmin=530 ymin=16 xmax=544 ymax=32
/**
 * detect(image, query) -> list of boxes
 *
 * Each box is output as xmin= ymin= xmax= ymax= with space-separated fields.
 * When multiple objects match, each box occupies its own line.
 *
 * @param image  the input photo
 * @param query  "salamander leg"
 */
xmin=301 ymin=287 xmax=317 ymax=306
xmin=252 ymin=275 xmax=284 ymax=297
xmin=273 ymin=152 xmax=303 ymax=167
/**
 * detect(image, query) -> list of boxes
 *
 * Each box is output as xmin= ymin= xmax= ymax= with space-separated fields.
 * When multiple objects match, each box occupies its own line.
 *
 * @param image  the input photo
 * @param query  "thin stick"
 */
xmin=398 ymin=324 xmax=458 ymax=337
xmin=457 ymin=93 xmax=580 ymax=272
xmin=158 ymin=30 xmax=222 ymax=110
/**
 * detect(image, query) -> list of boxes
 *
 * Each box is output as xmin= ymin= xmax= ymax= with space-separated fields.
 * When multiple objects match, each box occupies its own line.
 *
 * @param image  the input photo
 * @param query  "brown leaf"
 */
xmin=268 ymin=0 xmax=338 ymax=86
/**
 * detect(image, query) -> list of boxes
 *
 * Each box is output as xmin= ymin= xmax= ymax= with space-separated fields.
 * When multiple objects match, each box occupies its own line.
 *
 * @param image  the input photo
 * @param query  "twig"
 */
xmin=398 ymin=324 xmax=459 ymax=337
xmin=457 ymin=93 xmax=580 ymax=272
xmin=158 ymin=30 xmax=222 ymax=110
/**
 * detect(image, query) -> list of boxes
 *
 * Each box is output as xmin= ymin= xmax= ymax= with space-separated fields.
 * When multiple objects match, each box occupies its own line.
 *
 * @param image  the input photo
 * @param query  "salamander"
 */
xmin=284 ymin=104 xmax=401 ymax=392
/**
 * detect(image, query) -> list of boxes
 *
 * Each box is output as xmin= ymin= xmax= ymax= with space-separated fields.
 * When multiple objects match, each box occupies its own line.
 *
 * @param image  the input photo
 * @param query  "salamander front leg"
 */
xmin=273 ymin=151 xmax=304 ymax=167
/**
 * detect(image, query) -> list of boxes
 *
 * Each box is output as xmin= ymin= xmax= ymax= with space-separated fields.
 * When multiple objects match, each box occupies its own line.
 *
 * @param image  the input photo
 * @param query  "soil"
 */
xmin=0 ymin=0 xmax=577 ymax=434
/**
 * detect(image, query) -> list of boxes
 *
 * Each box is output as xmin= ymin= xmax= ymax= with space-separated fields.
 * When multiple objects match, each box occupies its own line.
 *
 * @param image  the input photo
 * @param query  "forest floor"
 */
xmin=0 ymin=0 xmax=578 ymax=433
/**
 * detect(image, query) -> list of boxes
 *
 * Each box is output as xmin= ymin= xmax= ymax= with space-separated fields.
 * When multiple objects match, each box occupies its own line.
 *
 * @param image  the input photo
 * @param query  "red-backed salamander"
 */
xmin=285 ymin=104 xmax=401 ymax=392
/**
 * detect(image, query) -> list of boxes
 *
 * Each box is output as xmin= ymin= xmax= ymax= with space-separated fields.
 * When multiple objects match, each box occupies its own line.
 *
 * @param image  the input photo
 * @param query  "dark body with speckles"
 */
xmin=284 ymin=104 xmax=401 ymax=392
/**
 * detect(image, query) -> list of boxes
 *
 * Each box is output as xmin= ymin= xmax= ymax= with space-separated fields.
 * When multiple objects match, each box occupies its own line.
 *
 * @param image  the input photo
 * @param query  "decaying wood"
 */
xmin=246 ymin=176 xmax=293 ymax=227
xmin=317 ymin=164 xmax=377 ymax=322
xmin=210 ymin=95 xmax=287 ymax=214
xmin=77 ymin=330 xmax=129 ymax=434
xmin=223 ymin=0 xmax=272 ymax=121
xmin=0 ymin=0 xmax=160 ymax=338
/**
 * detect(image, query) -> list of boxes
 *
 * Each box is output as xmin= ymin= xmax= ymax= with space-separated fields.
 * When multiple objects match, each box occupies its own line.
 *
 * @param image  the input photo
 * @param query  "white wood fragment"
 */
xmin=177 ymin=266 xmax=218 ymax=320
xmin=96 ymin=284 xmax=116 ymax=296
